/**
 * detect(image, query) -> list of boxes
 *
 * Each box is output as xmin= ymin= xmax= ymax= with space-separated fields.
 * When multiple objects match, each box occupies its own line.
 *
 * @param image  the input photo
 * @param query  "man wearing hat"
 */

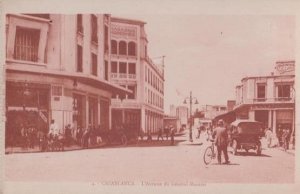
xmin=212 ymin=119 xmax=230 ymax=164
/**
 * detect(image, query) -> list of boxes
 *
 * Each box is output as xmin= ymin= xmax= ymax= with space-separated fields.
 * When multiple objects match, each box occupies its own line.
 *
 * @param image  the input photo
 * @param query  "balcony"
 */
xmin=128 ymin=74 xmax=136 ymax=79
xmin=234 ymin=97 xmax=294 ymax=109
xmin=119 ymin=73 xmax=127 ymax=79
xmin=111 ymin=98 xmax=140 ymax=109
xmin=111 ymin=54 xmax=137 ymax=61
xmin=110 ymin=73 xmax=136 ymax=80
xmin=111 ymin=73 xmax=118 ymax=78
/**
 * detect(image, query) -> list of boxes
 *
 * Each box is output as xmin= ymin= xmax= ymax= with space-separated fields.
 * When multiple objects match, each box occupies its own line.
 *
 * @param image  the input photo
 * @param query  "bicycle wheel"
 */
xmin=203 ymin=146 xmax=213 ymax=165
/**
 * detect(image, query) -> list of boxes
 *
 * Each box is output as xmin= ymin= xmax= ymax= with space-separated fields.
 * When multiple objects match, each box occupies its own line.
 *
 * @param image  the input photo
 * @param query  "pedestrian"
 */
xmin=139 ymin=128 xmax=145 ymax=141
xmin=64 ymin=124 xmax=72 ymax=146
xmin=28 ymin=126 xmax=36 ymax=149
xmin=189 ymin=127 xmax=193 ymax=142
xmin=157 ymin=128 xmax=164 ymax=141
xmin=212 ymin=119 xmax=230 ymax=164
xmin=197 ymin=126 xmax=201 ymax=139
xmin=286 ymin=128 xmax=291 ymax=150
xmin=48 ymin=119 xmax=59 ymax=140
xmin=291 ymin=133 xmax=295 ymax=149
xmin=170 ymin=126 xmax=175 ymax=145
xmin=82 ymin=126 xmax=90 ymax=148
xmin=76 ymin=127 xmax=82 ymax=145
xmin=277 ymin=125 xmax=283 ymax=146
xmin=147 ymin=131 xmax=152 ymax=142
xmin=37 ymin=129 xmax=45 ymax=150
xmin=282 ymin=128 xmax=289 ymax=151
xmin=164 ymin=126 xmax=169 ymax=140
xmin=265 ymin=128 xmax=272 ymax=148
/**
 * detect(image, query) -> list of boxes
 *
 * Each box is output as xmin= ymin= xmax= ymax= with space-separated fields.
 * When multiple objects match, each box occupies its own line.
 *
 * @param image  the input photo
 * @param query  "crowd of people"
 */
xmin=12 ymin=119 xmax=181 ymax=151
xmin=265 ymin=126 xmax=294 ymax=150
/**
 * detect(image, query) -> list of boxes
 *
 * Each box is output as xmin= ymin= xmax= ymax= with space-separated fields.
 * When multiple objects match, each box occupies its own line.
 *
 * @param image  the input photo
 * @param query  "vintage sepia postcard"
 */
xmin=0 ymin=0 xmax=299 ymax=194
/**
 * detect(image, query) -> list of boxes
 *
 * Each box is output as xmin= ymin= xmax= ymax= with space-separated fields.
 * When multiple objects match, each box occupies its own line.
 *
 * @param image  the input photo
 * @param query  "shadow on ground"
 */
xmin=101 ymin=140 xmax=186 ymax=149
xmin=5 ymin=139 xmax=188 ymax=154
xmin=210 ymin=162 xmax=240 ymax=166
xmin=184 ymin=143 xmax=203 ymax=146
xmin=232 ymin=151 xmax=271 ymax=157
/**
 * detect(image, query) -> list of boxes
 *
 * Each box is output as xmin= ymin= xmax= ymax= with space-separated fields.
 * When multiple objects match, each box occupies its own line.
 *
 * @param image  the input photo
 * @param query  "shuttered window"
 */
xmin=14 ymin=27 xmax=40 ymax=62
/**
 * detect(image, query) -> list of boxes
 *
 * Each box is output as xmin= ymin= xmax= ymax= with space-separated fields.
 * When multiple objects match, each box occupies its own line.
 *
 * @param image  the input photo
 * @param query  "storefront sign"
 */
xmin=275 ymin=62 xmax=295 ymax=75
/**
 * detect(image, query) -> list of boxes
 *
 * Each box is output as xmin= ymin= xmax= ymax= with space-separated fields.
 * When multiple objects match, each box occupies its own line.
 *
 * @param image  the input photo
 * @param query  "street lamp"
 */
xmin=183 ymin=91 xmax=199 ymax=142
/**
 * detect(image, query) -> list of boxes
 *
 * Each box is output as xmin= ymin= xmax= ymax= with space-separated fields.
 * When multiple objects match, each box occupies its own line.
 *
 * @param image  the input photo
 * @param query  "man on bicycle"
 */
xmin=212 ymin=119 xmax=230 ymax=165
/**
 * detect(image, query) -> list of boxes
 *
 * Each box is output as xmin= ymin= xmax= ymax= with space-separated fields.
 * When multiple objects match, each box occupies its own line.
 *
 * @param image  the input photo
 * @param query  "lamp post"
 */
xmin=183 ymin=91 xmax=199 ymax=142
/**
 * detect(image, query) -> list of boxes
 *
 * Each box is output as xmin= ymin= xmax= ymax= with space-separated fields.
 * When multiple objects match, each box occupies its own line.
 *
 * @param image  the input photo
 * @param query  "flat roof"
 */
xmin=240 ymin=74 xmax=295 ymax=82
xmin=111 ymin=17 xmax=146 ymax=26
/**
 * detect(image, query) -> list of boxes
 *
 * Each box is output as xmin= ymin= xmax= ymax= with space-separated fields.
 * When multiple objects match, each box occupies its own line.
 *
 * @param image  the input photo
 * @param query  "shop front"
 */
xmin=276 ymin=109 xmax=293 ymax=133
xmin=5 ymin=81 xmax=50 ymax=147
xmin=111 ymin=108 xmax=141 ymax=130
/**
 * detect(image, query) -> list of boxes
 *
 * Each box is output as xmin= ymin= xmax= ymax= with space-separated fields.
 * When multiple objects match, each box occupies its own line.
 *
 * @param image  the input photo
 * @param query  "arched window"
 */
xmin=111 ymin=40 xmax=117 ymax=54
xmin=128 ymin=41 xmax=136 ymax=56
xmin=119 ymin=41 xmax=127 ymax=55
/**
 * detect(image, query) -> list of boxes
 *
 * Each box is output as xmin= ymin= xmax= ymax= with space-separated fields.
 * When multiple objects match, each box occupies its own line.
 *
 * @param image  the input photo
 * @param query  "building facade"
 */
xmin=234 ymin=61 xmax=295 ymax=134
xmin=176 ymin=106 xmax=188 ymax=127
xmin=201 ymin=105 xmax=227 ymax=120
xmin=169 ymin=104 xmax=176 ymax=117
xmin=108 ymin=17 xmax=165 ymax=133
xmin=227 ymin=100 xmax=236 ymax=111
xmin=5 ymin=14 xmax=129 ymax=146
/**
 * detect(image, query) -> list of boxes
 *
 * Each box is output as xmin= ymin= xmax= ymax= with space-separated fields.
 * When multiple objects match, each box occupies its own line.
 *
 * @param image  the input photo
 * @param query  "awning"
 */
xmin=6 ymin=64 xmax=132 ymax=96
xmin=213 ymin=110 xmax=236 ymax=124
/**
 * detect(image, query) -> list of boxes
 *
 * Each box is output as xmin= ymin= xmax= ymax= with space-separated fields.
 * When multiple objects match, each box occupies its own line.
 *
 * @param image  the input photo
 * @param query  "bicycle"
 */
xmin=203 ymin=139 xmax=216 ymax=165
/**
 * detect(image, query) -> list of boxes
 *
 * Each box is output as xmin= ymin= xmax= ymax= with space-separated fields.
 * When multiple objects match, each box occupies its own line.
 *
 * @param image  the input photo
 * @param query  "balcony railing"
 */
xmin=119 ymin=73 xmax=127 ymax=78
xmin=128 ymin=74 xmax=136 ymax=79
xmin=110 ymin=73 xmax=136 ymax=80
xmin=274 ymin=97 xmax=293 ymax=102
xmin=111 ymin=73 xmax=118 ymax=78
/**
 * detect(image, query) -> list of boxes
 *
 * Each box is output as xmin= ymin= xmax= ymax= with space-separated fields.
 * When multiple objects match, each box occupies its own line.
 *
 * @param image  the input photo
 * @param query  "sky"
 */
xmin=116 ymin=15 xmax=295 ymax=114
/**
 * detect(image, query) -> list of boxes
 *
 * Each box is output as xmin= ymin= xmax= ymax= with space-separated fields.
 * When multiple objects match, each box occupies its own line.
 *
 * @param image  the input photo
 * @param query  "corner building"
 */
xmin=234 ymin=61 xmax=295 ymax=135
xmin=108 ymin=17 xmax=165 ymax=133
xmin=5 ymin=14 xmax=129 ymax=145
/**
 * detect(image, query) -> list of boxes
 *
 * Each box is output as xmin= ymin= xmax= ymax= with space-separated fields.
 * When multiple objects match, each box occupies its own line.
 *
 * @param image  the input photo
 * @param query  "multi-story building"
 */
xmin=201 ymin=105 xmax=227 ymax=120
xmin=108 ymin=17 xmax=165 ymax=133
xmin=169 ymin=104 xmax=177 ymax=117
xmin=227 ymin=100 xmax=236 ymax=111
xmin=176 ymin=106 xmax=188 ymax=127
xmin=5 ymin=14 xmax=130 ymax=145
xmin=234 ymin=61 xmax=295 ymax=134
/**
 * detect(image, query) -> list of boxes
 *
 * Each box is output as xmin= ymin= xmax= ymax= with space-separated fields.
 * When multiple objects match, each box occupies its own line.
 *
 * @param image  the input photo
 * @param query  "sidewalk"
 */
xmin=5 ymin=133 xmax=188 ymax=154
xmin=178 ymin=129 xmax=208 ymax=146
xmin=260 ymin=137 xmax=295 ymax=156
xmin=5 ymin=143 xmax=103 ymax=154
